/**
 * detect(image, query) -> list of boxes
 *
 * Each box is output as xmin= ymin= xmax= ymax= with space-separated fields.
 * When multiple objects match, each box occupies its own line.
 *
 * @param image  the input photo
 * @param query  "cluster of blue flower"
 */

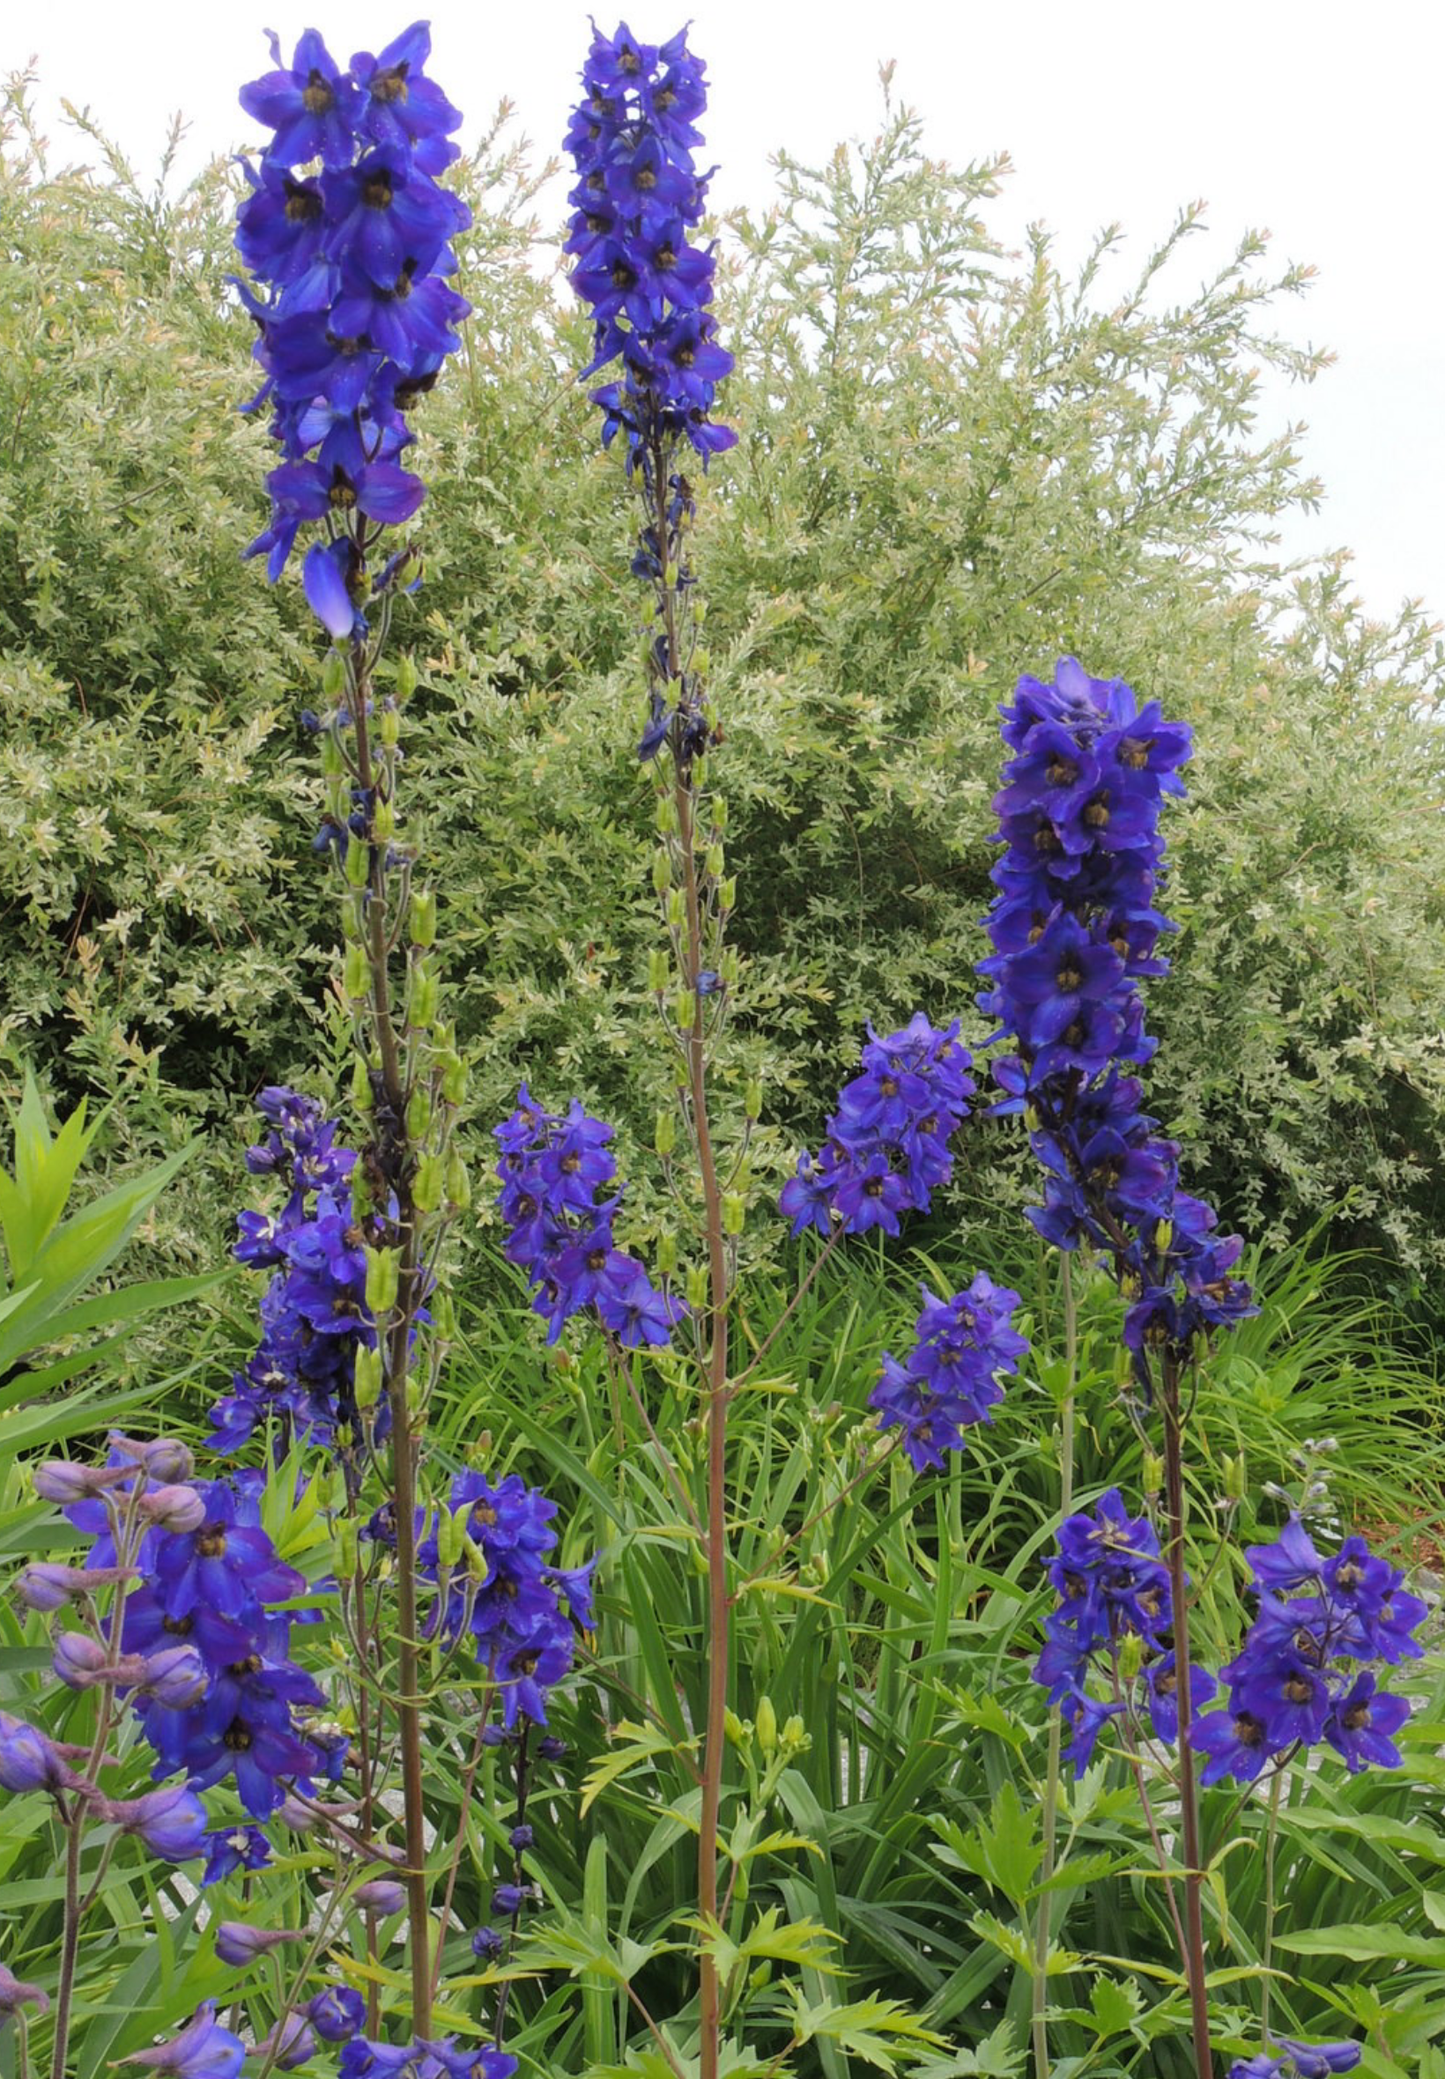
xmin=779 ymin=1013 xmax=975 ymax=1239
xmin=1031 ymin=1488 xmax=1212 ymax=1773
xmin=236 ymin=23 xmax=470 ymax=637
xmin=564 ymin=21 xmax=734 ymax=462
xmin=978 ymin=659 xmax=1255 ymax=1377
xmin=110 ymin=2001 xmax=513 ymax=2079
xmin=494 ymin=1085 xmax=684 ymax=1349
xmin=868 ymin=1275 xmax=1028 ymax=1472
xmin=417 ymin=1467 xmax=596 ymax=1730
xmin=1192 ymin=1517 xmax=1425 ymax=1785
xmin=211 ymin=1088 xmax=374 ymax=1456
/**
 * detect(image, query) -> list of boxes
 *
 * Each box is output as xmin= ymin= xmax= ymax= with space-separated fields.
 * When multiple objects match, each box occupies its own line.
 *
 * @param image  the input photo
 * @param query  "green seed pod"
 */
xmin=719 ymin=877 xmax=736 ymax=912
xmin=365 ymin=1248 xmax=400 ymax=1314
xmin=406 ymin=1086 xmax=433 ymax=1138
xmin=1143 ymin=1449 xmax=1165 ymax=1499
xmin=655 ymin=1109 xmax=677 ymax=1157
xmin=410 ymin=966 xmax=439 ymax=1030
xmin=1225 ymin=1452 xmax=1247 ymax=1502
xmin=378 ymin=705 xmax=401 ymax=746
xmin=320 ymin=732 xmax=345 ymax=778
xmin=722 ymin=1192 xmax=746 ymax=1236
xmin=711 ymin=795 xmax=726 ymax=831
xmin=1117 ymin=1630 xmax=1146 ymax=1681
xmin=704 ymin=842 xmax=724 ymax=877
xmin=648 ymin=949 xmax=670 ymax=994
xmin=656 ymin=796 xmax=678 ymax=835
xmin=410 ymin=890 xmax=437 ymax=948
xmin=353 ymin=1347 xmax=383 ymax=1410
xmin=333 ymin=1516 xmax=359 ymax=1579
xmin=413 ymin=1153 xmax=444 ymax=1213
xmin=655 ymin=1232 xmax=678 ymax=1276
xmin=440 ymin=1057 xmax=467 ymax=1105
xmin=445 ymin=1150 xmax=471 ymax=1210
xmin=395 ymin=656 xmax=418 ymax=702
xmin=744 ymin=1079 xmax=763 ymax=1122
xmin=685 ymin=1264 xmax=709 ymax=1310
xmin=350 ymin=1056 xmax=373 ymax=1112
xmin=693 ymin=647 xmax=711 ymax=675
xmin=652 ymin=850 xmax=671 ymax=896
xmin=665 ymin=888 xmax=686 ymax=928
xmin=371 ymin=798 xmax=396 ymax=841
xmin=721 ymin=948 xmax=739 ymax=987
xmin=343 ymin=944 xmax=369 ymax=1001
xmin=433 ymin=1291 xmax=458 ymax=1341
xmin=343 ymin=833 xmax=370 ymax=887
xmin=674 ymin=989 xmax=696 ymax=1029
xmin=321 ymin=653 xmax=346 ymax=698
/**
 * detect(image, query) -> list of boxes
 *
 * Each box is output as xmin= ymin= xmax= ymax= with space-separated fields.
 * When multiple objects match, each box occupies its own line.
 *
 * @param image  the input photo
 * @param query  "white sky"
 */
xmin=10 ymin=0 xmax=1443 ymax=623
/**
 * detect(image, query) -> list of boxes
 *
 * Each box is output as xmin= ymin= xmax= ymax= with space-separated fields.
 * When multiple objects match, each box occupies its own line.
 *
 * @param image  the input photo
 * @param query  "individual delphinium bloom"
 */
xmin=779 ymin=1014 xmax=975 ymax=1240
xmin=1190 ymin=1517 xmax=1426 ymax=1786
xmin=1228 ymin=2041 xmax=1361 ymax=2077
xmin=1031 ymin=1489 xmax=1216 ymax=1772
xmin=868 ymin=1274 xmax=1029 ymax=1472
xmin=340 ymin=2040 xmax=517 ymax=2079
xmin=125 ymin=2003 xmax=247 ymax=2079
xmin=0 ymin=1710 xmax=84 ymax=1795
xmin=416 ymin=1467 xmax=596 ymax=1731
xmin=493 ymin=1086 xmax=684 ymax=1348
xmin=202 ymin=1823 xmax=273 ymax=1885
xmin=307 ymin=1988 xmax=367 ymax=2044
xmin=977 ymin=658 xmax=1256 ymax=1385
xmin=0 ymin=1960 xmax=49 ymax=2022
xmin=236 ymin=26 xmax=470 ymax=637
xmin=210 ymin=1088 xmax=376 ymax=1456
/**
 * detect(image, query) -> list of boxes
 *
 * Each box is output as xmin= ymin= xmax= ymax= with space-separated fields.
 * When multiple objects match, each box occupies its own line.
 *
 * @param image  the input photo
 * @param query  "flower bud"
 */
xmin=0 ymin=1961 xmax=48 ymax=2018
xmin=105 ymin=1783 xmax=208 ymax=1861
xmin=491 ymin=1882 xmax=526 ymax=1917
xmin=114 ymin=1436 xmax=193 ymax=1483
xmin=1224 ymin=1452 xmax=1247 ymax=1502
xmin=352 ymin=1878 xmax=405 ymax=1915
xmin=470 ymin=1927 xmax=504 ymax=1962
xmin=137 ymin=1485 xmax=207 ymax=1533
xmin=509 ymin=1823 xmax=534 ymax=1852
xmin=138 ymin=1646 xmax=210 ymax=1710
xmin=53 ymin=1632 xmax=113 ymax=1690
xmin=215 ymin=1922 xmax=308 ymax=1967
xmin=0 ymin=1712 xmax=75 ymax=1793
xmin=781 ymin=1715 xmax=808 ymax=1753
xmin=32 ymin=1461 xmax=117 ymax=1505
xmin=254 ymin=2015 xmax=317 ymax=2071
xmin=755 ymin=1696 xmax=778 ymax=1754
xmin=306 ymin=1989 xmax=365 ymax=2045
xmin=536 ymin=1735 xmax=567 ymax=1762
xmin=723 ymin=1709 xmax=751 ymax=1749
xmin=14 ymin=1562 xmax=130 ymax=1613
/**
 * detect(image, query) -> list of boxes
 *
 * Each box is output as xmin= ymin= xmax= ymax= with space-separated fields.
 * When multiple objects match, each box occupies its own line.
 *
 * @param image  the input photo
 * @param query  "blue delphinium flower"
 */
xmin=1229 ymin=2041 xmax=1361 ymax=2077
xmin=1031 ymin=1488 xmax=1217 ymax=1773
xmin=869 ymin=1274 xmax=1028 ymax=1472
xmin=210 ymin=1088 xmax=375 ymax=1456
xmin=1190 ymin=1518 xmax=1424 ymax=1787
xmin=493 ymin=1085 xmax=684 ymax=1348
xmin=124 ymin=2004 xmax=247 ymax=2079
xmin=236 ymin=26 xmax=470 ymax=638
xmin=340 ymin=2039 xmax=517 ymax=2079
xmin=978 ymin=659 xmax=1255 ymax=1388
xmin=780 ymin=1014 xmax=974 ymax=1239
xmin=564 ymin=22 xmax=733 ymax=465
xmin=417 ymin=1467 xmax=596 ymax=1730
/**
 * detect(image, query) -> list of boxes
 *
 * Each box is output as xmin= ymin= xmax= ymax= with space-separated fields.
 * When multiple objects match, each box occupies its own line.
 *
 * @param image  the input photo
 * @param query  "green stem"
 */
xmin=1031 ymin=1252 xmax=1078 ymax=2079
xmin=1261 ymin=1767 xmax=1283 ymax=2042
xmin=1162 ymin=1359 xmax=1213 ymax=2079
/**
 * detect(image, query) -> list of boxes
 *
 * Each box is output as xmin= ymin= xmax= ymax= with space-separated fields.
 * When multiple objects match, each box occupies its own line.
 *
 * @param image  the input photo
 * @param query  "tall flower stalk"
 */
xmin=564 ymin=24 xmax=738 ymax=2074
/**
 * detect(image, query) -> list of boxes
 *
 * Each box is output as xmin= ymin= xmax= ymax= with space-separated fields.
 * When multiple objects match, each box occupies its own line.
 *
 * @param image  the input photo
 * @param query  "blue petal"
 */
xmin=302 ymin=543 xmax=356 ymax=640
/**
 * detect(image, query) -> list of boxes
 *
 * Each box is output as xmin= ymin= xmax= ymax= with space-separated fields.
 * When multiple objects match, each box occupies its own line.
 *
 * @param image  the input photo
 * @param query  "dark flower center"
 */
xmin=1233 ymin=1712 xmax=1265 ymax=1748
xmin=371 ymin=64 xmax=409 ymax=105
xmin=224 ymin=1719 xmax=253 ymax=1751
xmin=618 ymin=45 xmax=641 ymax=73
xmin=198 ymin=1527 xmax=227 ymax=1558
xmin=1282 ymin=1676 xmax=1313 ymax=1704
xmin=284 ymin=182 xmax=322 ymax=225
xmin=1342 ymin=1700 xmax=1372 ymax=1731
xmin=328 ymin=468 xmax=357 ymax=510
xmin=1045 ymin=755 xmax=1078 ymax=787
xmin=674 ymin=343 xmax=695 ymax=367
xmin=1056 ymin=960 xmax=1082 ymax=993
xmin=302 ymin=71 xmax=334 ymax=115
xmin=635 ymin=166 xmax=657 ymax=190
xmin=656 ymin=243 xmax=677 ymax=269
xmin=362 ymin=172 xmax=394 ymax=211
xmin=1084 ymin=795 xmax=1111 ymax=828
xmin=863 ymin=1177 xmax=885 ymax=1198
xmin=1120 ymin=737 xmax=1149 ymax=769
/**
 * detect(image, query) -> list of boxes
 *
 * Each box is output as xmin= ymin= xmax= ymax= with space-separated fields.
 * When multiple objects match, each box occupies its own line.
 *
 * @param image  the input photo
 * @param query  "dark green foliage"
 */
xmin=1 ymin=74 xmax=1442 ymax=1292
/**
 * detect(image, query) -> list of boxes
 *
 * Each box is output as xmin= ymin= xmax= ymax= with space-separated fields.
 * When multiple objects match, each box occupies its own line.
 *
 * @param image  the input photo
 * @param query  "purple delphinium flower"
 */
xmin=236 ymin=27 xmax=470 ymax=638
xmin=125 ymin=2004 xmax=247 ymax=2079
xmin=1228 ymin=2042 xmax=1361 ymax=2078
xmin=868 ymin=1274 xmax=1028 ymax=1472
xmin=493 ymin=1087 xmax=682 ymax=1351
xmin=977 ymin=659 xmax=1255 ymax=1392
xmin=779 ymin=1014 xmax=974 ymax=1239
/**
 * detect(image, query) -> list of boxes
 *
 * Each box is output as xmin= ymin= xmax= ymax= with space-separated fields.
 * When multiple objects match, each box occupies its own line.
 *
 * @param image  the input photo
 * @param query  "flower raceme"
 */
xmin=868 ymin=1276 xmax=1028 ymax=1473
xmin=494 ymin=1085 xmax=684 ymax=1348
xmin=978 ymin=659 xmax=1255 ymax=1379
xmin=1190 ymin=1517 xmax=1425 ymax=1786
xmin=779 ymin=1014 xmax=974 ymax=1239
xmin=564 ymin=20 xmax=734 ymax=462
xmin=235 ymin=23 xmax=470 ymax=638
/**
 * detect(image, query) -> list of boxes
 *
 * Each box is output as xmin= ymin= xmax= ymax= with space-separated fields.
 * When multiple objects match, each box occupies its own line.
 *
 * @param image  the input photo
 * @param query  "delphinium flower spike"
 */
xmin=869 ymin=1274 xmax=1028 ymax=1472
